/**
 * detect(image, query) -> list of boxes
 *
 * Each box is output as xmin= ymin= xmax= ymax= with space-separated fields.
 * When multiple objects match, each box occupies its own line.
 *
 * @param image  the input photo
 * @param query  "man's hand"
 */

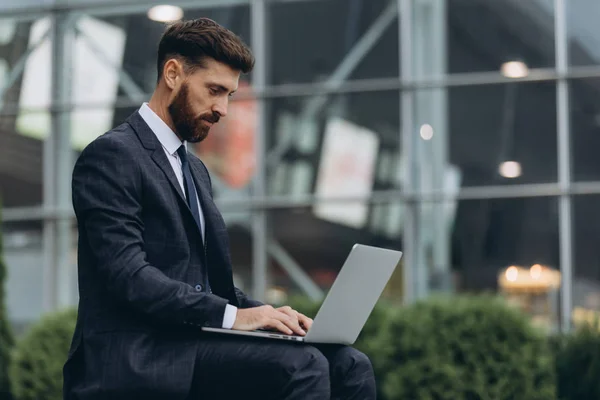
xmin=276 ymin=306 xmax=313 ymax=332
xmin=232 ymin=305 xmax=313 ymax=336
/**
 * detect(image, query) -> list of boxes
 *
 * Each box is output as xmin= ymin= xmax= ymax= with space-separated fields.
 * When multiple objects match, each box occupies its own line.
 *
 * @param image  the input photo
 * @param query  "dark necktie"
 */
xmin=177 ymin=145 xmax=203 ymax=236
xmin=176 ymin=145 xmax=210 ymax=292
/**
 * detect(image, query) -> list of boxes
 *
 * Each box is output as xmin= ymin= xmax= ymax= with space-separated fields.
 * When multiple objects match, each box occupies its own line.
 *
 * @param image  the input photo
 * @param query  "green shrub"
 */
xmin=555 ymin=322 xmax=600 ymax=400
xmin=376 ymin=294 xmax=556 ymax=400
xmin=9 ymin=308 xmax=77 ymax=400
xmin=0 ymin=202 xmax=14 ymax=399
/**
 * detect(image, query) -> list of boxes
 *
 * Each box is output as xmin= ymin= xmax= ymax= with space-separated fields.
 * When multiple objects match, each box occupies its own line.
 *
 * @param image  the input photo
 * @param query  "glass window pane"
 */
xmin=2 ymin=220 xmax=43 ymax=334
xmin=417 ymin=82 xmax=558 ymax=187
xmin=573 ymin=194 xmax=600 ymax=282
xmin=421 ymin=197 xmax=560 ymax=329
xmin=570 ymin=78 xmax=600 ymax=182
xmin=0 ymin=17 xmax=38 ymax=109
xmin=568 ymin=1 xmax=600 ymax=67
xmin=1 ymin=110 xmax=45 ymax=207
xmin=266 ymin=90 xmax=400 ymax=198
xmin=0 ymin=1 xmax=49 ymax=13
xmin=268 ymin=0 xmax=399 ymax=85
xmin=0 ymin=17 xmax=46 ymax=207
xmin=448 ymin=0 xmax=555 ymax=74
xmin=572 ymin=195 xmax=600 ymax=327
xmin=267 ymin=204 xmax=404 ymax=303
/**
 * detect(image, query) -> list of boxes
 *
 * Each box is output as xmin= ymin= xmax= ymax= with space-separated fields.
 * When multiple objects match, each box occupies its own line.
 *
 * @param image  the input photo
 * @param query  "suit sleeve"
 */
xmin=234 ymin=288 xmax=264 ymax=309
xmin=72 ymin=136 xmax=229 ymax=328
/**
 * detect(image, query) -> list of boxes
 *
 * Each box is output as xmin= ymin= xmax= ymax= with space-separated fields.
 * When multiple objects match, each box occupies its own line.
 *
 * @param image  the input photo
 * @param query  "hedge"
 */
xmin=9 ymin=308 xmax=76 ymax=400
xmin=554 ymin=320 xmax=600 ymax=400
xmin=0 ymin=202 xmax=14 ymax=400
xmin=11 ymin=294 xmax=600 ymax=400
xmin=290 ymin=294 xmax=556 ymax=400
xmin=376 ymin=295 xmax=556 ymax=400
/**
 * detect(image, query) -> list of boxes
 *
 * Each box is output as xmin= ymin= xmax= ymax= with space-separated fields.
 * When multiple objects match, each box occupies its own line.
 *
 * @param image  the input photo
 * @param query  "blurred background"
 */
xmin=1 ymin=0 xmax=600 ymax=338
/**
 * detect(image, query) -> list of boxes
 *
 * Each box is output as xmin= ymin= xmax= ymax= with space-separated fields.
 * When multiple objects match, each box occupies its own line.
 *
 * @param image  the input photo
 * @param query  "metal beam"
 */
xmin=0 ymin=0 xmax=247 ymax=18
xmin=250 ymin=0 xmax=268 ymax=302
xmin=555 ymin=0 xmax=573 ymax=333
xmin=399 ymin=0 xmax=418 ymax=303
xmin=9 ymin=61 xmax=600 ymax=116
xmin=42 ymin=12 xmax=75 ymax=312
xmin=412 ymin=0 xmax=451 ymax=295
xmin=265 ymin=0 xmax=398 ymax=167
xmin=14 ymin=180 xmax=600 ymax=223
xmin=267 ymin=240 xmax=324 ymax=301
xmin=0 ymin=0 xmax=332 ymax=18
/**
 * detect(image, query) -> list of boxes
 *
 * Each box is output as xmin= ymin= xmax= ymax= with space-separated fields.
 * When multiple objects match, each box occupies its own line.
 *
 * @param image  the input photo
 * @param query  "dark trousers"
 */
xmin=187 ymin=333 xmax=376 ymax=400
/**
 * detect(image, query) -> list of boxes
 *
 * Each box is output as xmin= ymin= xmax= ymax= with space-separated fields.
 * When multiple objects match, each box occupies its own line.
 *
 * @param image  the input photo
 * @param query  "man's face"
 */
xmin=168 ymin=58 xmax=240 ymax=143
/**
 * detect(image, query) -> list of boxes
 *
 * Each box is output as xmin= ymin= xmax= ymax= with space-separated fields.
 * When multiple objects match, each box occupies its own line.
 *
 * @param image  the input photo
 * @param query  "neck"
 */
xmin=148 ymin=90 xmax=182 ymax=140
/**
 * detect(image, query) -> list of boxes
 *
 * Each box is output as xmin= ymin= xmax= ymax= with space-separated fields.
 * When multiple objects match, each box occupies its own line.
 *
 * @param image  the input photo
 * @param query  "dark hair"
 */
xmin=156 ymin=18 xmax=254 ymax=82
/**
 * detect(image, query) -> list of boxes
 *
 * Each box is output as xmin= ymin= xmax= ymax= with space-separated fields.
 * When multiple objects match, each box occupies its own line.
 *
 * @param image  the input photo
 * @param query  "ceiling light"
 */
xmin=501 ymin=61 xmax=529 ymax=78
xmin=499 ymin=161 xmax=522 ymax=178
xmin=147 ymin=5 xmax=183 ymax=22
xmin=419 ymin=124 xmax=434 ymax=140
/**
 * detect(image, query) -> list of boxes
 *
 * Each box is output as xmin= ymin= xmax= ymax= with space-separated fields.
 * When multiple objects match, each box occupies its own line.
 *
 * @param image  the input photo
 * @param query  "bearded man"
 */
xmin=63 ymin=17 xmax=375 ymax=400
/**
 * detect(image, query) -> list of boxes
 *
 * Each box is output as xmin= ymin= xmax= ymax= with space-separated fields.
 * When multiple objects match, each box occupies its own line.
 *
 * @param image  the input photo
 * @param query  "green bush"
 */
xmin=15 ymin=293 xmax=597 ymax=400
xmin=376 ymin=294 xmax=557 ymax=400
xmin=0 ymin=202 xmax=14 ymax=399
xmin=555 ymin=322 xmax=600 ymax=400
xmin=9 ymin=308 xmax=77 ymax=400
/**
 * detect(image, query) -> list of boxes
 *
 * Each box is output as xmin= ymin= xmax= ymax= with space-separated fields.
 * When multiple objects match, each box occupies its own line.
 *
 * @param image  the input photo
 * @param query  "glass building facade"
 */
xmin=1 ymin=0 xmax=599 ymax=333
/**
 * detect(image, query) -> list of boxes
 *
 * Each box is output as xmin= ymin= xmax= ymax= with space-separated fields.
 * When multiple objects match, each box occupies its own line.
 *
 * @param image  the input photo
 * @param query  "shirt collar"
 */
xmin=138 ymin=102 xmax=186 ymax=155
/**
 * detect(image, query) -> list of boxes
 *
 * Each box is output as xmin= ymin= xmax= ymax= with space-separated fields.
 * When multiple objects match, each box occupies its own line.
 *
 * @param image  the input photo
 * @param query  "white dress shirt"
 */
xmin=138 ymin=103 xmax=237 ymax=329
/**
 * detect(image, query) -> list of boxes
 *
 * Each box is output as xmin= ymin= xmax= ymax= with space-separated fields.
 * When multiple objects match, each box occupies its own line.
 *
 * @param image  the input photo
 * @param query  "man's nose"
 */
xmin=213 ymin=99 xmax=228 ymax=118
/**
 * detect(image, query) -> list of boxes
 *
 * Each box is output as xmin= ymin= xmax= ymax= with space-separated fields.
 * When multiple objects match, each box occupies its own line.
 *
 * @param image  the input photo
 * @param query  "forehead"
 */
xmin=188 ymin=58 xmax=240 ymax=91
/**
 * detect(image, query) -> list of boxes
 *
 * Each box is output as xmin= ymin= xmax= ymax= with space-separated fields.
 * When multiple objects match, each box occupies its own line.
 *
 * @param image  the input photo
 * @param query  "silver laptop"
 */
xmin=202 ymin=244 xmax=402 ymax=345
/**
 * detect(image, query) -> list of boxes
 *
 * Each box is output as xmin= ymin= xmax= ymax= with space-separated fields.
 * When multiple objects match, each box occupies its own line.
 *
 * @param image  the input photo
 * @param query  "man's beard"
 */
xmin=168 ymin=83 xmax=220 ymax=143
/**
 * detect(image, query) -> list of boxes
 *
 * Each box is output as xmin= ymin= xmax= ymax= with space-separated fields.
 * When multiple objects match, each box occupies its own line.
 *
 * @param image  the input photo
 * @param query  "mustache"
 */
xmin=200 ymin=112 xmax=220 ymax=124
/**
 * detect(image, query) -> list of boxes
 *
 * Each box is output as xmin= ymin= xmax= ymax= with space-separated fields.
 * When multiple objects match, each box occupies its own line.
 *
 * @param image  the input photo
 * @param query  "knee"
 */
xmin=278 ymin=345 xmax=329 ymax=378
xmin=300 ymin=346 xmax=330 ymax=378
xmin=275 ymin=347 xmax=330 ymax=398
xmin=338 ymin=347 xmax=374 ymax=380
xmin=354 ymin=350 xmax=374 ymax=378
xmin=286 ymin=346 xmax=330 ymax=391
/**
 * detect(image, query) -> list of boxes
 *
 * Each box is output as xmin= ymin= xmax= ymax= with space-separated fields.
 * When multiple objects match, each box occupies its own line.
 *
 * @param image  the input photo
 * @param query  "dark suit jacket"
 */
xmin=63 ymin=111 xmax=262 ymax=400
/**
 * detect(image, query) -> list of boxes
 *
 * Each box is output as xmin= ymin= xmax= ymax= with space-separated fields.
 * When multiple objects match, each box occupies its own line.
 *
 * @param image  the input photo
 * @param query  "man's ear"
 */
xmin=163 ymin=59 xmax=183 ymax=90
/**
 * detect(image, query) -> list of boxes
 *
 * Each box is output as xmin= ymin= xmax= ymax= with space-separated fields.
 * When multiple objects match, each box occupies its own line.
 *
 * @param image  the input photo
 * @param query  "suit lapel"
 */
xmin=126 ymin=111 xmax=194 ymax=222
xmin=150 ymin=148 xmax=187 ymax=203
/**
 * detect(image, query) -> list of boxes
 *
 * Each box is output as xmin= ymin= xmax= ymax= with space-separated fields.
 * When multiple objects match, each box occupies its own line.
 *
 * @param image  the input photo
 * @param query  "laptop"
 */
xmin=202 ymin=244 xmax=402 ymax=345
